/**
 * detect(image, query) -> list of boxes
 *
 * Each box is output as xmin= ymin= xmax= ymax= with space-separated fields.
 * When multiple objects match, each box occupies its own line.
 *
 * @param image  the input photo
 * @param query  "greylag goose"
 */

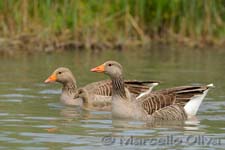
xmin=44 ymin=67 xmax=159 ymax=110
xmin=44 ymin=67 xmax=82 ymax=106
xmin=91 ymin=61 xmax=214 ymax=121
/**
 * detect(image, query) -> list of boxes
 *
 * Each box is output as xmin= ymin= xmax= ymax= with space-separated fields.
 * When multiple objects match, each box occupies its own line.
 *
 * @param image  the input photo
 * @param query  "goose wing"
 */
xmin=151 ymin=104 xmax=187 ymax=120
xmin=154 ymin=85 xmax=211 ymax=107
xmin=83 ymin=80 xmax=160 ymax=96
xmin=139 ymin=85 xmax=212 ymax=118
xmin=138 ymin=93 xmax=176 ymax=115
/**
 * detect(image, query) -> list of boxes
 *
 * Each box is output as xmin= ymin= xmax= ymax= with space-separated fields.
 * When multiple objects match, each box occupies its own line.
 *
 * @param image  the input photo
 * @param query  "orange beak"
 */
xmin=90 ymin=64 xmax=105 ymax=73
xmin=44 ymin=74 xmax=57 ymax=83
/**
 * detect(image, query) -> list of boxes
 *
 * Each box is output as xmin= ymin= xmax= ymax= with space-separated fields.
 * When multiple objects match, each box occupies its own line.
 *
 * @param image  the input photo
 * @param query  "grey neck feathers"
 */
xmin=62 ymin=78 xmax=77 ymax=95
xmin=111 ymin=75 xmax=127 ymax=99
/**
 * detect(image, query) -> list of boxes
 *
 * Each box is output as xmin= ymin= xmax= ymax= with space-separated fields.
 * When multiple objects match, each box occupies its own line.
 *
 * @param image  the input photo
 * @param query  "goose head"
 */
xmin=44 ymin=67 xmax=76 ymax=85
xmin=90 ymin=60 xmax=123 ymax=77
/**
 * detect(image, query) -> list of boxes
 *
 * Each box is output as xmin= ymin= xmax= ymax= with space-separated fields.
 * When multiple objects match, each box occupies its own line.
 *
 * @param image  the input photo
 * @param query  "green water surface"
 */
xmin=0 ymin=48 xmax=224 ymax=150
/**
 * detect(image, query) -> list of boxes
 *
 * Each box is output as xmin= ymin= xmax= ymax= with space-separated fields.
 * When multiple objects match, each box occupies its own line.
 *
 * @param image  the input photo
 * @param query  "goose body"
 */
xmin=44 ymin=67 xmax=159 ymax=110
xmin=91 ymin=61 xmax=213 ymax=121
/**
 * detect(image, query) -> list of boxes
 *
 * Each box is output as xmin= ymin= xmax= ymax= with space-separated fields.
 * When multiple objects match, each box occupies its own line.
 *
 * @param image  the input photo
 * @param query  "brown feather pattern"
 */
xmin=84 ymin=79 xmax=159 ymax=97
xmin=140 ymin=93 xmax=176 ymax=115
xmin=151 ymin=104 xmax=187 ymax=120
xmin=137 ymin=85 xmax=209 ymax=120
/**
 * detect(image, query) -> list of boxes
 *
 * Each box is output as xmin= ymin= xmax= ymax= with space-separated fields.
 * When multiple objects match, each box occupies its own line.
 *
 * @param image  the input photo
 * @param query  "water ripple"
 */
xmin=39 ymin=89 xmax=61 ymax=94
xmin=0 ymin=94 xmax=38 ymax=98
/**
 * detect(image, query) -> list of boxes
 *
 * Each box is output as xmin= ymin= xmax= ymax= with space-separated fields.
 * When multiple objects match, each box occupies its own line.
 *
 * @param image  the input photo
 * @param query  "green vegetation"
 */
xmin=0 ymin=0 xmax=225 ymax=53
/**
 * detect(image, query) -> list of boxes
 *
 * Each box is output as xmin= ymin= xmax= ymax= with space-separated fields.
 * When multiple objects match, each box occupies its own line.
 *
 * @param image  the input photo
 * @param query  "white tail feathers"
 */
xmin=184 ymin=83 xmax=214 ymax=117
xmin=207 ymin=83 xmax=215 ymax=88
xmin=137 ymin=83 xmax=159 ymax=99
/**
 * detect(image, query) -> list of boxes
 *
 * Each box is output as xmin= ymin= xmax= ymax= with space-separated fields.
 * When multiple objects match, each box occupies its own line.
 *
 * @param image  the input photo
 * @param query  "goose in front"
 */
xmin=91 ymin=60 xmax=214 ymax=121
xmin=44 ymin=67 xmax=160 ymax=110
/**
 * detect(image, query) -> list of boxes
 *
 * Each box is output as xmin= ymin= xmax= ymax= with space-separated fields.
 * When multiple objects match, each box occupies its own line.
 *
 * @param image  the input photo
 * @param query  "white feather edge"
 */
xmin=136 ymin=83 xmax=159 ymax=99
xmin=184 ymin=83 xmax=214 ymax=117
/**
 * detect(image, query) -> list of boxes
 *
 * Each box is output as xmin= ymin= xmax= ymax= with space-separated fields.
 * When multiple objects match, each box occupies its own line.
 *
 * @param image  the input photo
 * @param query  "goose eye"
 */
xmin=58 ymin=71 xmax=62 ymax=74
xmin=78 ymin=90 xmax=83 ymax=94
xmin=108 ymin=64 xmax=112 ymax=66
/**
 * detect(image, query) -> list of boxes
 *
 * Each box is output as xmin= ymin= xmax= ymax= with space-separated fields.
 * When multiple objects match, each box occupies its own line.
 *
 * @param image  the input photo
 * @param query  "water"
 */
xmin=0 ymin=48 xmax=224 ymax=150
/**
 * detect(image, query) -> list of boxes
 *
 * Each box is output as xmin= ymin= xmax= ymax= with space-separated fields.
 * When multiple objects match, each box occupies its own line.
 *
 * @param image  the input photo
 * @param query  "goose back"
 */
xmin=83 ymin=79 xmax=160 ymax=97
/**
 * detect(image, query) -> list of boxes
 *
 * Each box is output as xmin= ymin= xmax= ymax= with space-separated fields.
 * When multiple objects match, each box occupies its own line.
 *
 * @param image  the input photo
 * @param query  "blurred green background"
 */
xmin=1 ymin=0 xmax=225 ymax=54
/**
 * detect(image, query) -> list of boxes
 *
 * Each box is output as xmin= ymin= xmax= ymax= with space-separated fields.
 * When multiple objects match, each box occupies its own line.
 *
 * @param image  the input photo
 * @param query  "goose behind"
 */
xmin=44 ymin=67 xmax=160 ymax=110
xmin=44 ymin=67 xmax=83 ymax=106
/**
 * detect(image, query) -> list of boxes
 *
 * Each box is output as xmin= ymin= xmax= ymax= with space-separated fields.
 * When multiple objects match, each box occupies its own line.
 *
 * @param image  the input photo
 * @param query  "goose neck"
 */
xmin=111 ymin=75 xmax=127 ymax=99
